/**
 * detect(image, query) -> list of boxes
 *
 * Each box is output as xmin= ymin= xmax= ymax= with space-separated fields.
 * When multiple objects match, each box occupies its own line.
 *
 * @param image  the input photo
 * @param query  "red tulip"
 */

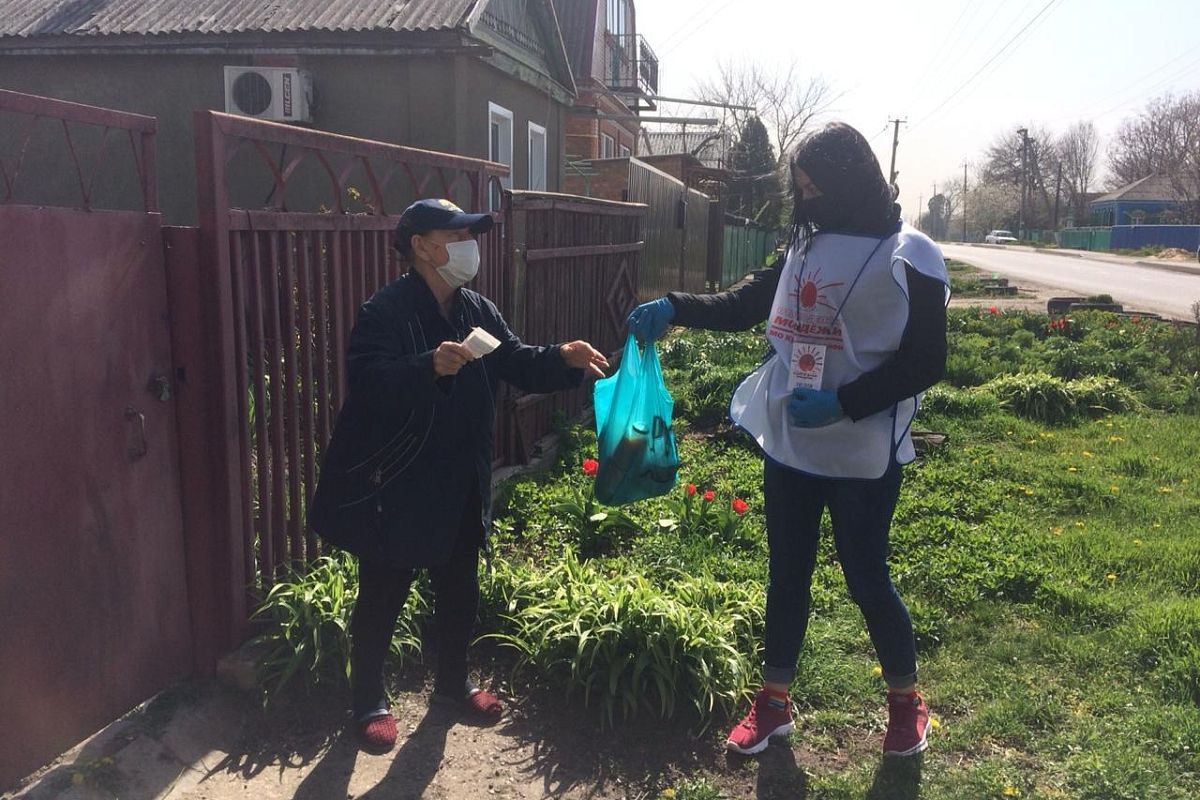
xmin=988 ymin=305 xmax=999 ymax=315
xmin=731 ymin=497 xmax=749 ymax=515
xmin=703 ymin=489 xmax=715 ymax=502
xmin=582 ymin=458 xmax=599 ymax=477
xmin=686 ymin=483 xmax=697 ymax=496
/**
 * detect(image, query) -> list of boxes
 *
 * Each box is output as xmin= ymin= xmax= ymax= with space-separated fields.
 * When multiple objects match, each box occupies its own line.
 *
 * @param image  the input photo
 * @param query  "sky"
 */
xmin=635 ymin=0 xmax=1200 ymax=224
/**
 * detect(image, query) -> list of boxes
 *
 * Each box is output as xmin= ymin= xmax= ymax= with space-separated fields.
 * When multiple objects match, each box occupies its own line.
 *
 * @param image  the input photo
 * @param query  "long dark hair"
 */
xmin=787 ymin=122 xmax=901 ymax=247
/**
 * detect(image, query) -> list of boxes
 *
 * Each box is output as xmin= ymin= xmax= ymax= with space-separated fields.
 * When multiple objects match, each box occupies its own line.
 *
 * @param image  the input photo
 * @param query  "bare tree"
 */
xmin=1056 ymin=121 xmax=1100 ymax=225
xmin=696 ymin=59 xmax=837 ymax=169
xmin=1106 ymin=92 xmax=1200 ymax=207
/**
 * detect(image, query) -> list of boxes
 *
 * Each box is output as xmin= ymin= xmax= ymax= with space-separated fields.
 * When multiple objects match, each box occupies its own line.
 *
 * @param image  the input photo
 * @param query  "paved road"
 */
xmin=941 ymin=244 xmax=1200 ymax=321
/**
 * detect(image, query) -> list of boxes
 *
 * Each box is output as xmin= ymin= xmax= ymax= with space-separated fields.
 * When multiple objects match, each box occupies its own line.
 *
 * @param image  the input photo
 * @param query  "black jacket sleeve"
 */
xmin=836 ymin=265 xmax=947 ymax=421
xmin=346 ymin=296 xmax=440 ymax=415
xmin=484 ymin=300 xmax=585 ymax=394
xmin=665 ymin=252 xmax=785 ymax=331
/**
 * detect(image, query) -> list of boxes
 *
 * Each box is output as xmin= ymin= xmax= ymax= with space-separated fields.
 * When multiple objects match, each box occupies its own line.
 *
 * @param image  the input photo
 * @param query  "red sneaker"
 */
xmin=883 ymin=691 xmax=930 ymax=757
xmin=725 ymin=690 xmax=794 ymax=755
xmin=358 ymin=711 xmax=398 ymax=753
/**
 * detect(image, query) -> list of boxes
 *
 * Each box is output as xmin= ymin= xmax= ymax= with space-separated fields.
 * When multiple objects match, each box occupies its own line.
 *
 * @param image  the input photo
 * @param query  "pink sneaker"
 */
xmin=883 ymin=691 xmax=930 ymax=757
xmin=725 ymin=690 xmax=794 ymax=755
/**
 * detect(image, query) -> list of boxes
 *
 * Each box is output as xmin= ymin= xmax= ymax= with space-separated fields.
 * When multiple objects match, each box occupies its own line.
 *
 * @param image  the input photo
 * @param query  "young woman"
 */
xmin=628 ymin=122 xmax=949 ymax=757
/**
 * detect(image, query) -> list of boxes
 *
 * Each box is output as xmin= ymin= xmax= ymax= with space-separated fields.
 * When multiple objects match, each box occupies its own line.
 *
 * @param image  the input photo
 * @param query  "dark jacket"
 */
xmin=309 ymin=271 xmax=582 ymax=568
xmin=667 ymin=251 xmax=947 ymax=421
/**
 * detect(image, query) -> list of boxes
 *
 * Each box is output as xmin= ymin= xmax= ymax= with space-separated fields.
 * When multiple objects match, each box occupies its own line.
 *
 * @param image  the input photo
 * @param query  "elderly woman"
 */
xmin=627 ymin=122 xmax=949 ymax=757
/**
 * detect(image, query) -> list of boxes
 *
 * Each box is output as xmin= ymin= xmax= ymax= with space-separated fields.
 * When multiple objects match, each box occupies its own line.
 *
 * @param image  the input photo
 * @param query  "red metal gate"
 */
xmin=178 ymin=112 xmax=509 ymax=660
xmin=0 ymin=90 xmax=191 ymax=789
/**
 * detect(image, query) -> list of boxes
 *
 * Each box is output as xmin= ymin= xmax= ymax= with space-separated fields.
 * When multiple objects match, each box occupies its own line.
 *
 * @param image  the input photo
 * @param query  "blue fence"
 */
xmin=1109 ymin=225 xmax=1200 ymax=251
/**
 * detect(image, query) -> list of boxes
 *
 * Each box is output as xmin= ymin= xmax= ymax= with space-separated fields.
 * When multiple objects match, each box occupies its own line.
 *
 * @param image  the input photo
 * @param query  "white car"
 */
xmin=985 ymin=229 xmax=1018 ymax=244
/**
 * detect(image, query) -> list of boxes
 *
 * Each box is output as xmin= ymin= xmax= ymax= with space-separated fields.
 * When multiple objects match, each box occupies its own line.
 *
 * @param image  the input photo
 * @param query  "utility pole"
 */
xmin=887 ymin=118 xmax=906 ymax=187
xmin=1017 ymin=127 xmax=1029 ymax=241
xmin=1053 ymin=161 xmax=1063 ymax=230
xmin=962 ymin=162 xmax=969 ymax=242
xmin=932 ymin=183 xmax=939 ymax=239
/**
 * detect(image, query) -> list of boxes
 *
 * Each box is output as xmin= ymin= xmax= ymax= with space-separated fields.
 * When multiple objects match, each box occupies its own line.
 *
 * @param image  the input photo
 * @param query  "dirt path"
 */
xmin=14 ymin=660 xmax=885 ymax=800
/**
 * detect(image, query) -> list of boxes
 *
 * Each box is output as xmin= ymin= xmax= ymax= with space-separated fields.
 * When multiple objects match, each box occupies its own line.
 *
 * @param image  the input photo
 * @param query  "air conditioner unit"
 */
xmin=223 ymin=66 xmax=313 ymax=123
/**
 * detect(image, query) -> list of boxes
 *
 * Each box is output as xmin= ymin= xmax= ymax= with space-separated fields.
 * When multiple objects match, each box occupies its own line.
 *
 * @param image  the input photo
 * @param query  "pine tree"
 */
xmin=728 ymin=117 xmax=779 ymax=223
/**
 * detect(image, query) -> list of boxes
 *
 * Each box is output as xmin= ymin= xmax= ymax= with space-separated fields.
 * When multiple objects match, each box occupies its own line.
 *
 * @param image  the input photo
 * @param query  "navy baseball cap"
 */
xmin=394 ymin=198 xmax=494 ymax=255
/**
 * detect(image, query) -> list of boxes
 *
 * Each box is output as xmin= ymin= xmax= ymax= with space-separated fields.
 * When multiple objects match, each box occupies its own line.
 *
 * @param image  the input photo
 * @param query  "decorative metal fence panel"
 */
xmin=189 ymin=110 xmax=508 ymax=597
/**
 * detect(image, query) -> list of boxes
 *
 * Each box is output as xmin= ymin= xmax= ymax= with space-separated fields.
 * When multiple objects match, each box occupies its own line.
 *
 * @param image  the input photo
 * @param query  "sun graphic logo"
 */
xmin=789 ymin=342 xmax=826 ymax=390
xmin=437 ymin=199 xmax=464 ymax=212
xmin=793 ymin=269 xmax=845 ymax=313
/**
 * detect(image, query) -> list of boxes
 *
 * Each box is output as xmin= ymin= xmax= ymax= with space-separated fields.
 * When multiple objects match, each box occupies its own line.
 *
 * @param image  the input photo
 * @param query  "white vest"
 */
xmin=729 ymin=223 xmax=948 ymax=479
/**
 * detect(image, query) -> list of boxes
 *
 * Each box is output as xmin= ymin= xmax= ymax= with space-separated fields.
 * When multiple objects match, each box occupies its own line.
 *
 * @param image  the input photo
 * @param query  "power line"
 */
xmin=907 ymin=0 xmax=1033 ymax=113
xmin=657 ymin=1 xmax=736 ymax=58
xmin=1051 ymin=47 xmax=1200 ymax=125
xmin=654 ymin=0 xmax=725 ymax=49
xmin=1089 ymin=54 xmax=1200 ymax=122
xmin=905 ymin=0 xmax=984 ymax=108
xmin=908 ymin=0 xmax=1066 ymax=134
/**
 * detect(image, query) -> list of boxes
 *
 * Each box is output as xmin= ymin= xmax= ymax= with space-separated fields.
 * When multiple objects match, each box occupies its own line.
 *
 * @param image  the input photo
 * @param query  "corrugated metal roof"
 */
xmin=554 ymin=0 xmax=596 ymax=80
xmin=1093 ymin=174 xmax=1182 ymax=204
xmin=0 ymin=0 xmax=481 ymax=39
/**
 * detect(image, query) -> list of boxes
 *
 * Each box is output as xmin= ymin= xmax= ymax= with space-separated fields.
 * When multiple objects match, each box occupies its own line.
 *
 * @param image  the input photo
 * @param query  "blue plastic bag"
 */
xmin=592 ymin=334 xmax=679 ymax=505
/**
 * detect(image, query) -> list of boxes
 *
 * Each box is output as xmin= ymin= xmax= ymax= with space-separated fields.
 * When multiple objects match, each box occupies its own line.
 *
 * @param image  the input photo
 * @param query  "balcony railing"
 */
xmin=603 ymin=33 xmax=658 ymax=111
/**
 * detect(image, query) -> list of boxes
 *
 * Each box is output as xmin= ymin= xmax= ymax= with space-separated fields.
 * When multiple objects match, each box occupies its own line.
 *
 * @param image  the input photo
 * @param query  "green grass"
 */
xmin=257 ymin=306 xmax=1200 ymax=798
xmin=494 ymin=308 xmax=1200 ymax=797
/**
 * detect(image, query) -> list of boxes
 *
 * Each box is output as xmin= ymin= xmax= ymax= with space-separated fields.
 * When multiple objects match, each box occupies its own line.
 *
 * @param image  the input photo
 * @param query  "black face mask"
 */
xmin=798 ymin=195 xmax=842 ymax=231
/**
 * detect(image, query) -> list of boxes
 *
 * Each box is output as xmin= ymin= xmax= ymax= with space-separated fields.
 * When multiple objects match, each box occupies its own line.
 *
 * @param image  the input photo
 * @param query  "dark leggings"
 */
xmin=349 ymin=510 xmax=482 ymax=719
xmin=761 ymin=457 xmax=917 ymax=689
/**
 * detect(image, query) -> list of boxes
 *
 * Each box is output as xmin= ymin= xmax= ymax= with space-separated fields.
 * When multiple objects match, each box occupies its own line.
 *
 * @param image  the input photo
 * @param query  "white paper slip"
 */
xmin=462 ymin=326 xmax=501 ymax=358
xmin=788 ymin=343 xmax=826 ymax=390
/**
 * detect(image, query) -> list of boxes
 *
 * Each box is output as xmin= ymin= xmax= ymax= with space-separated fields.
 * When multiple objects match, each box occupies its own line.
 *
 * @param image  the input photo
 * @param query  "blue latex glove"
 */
xmin=788 ymin=387 xmax=844 ymax=428
xmin=626 ymin=297 xmax=675 ymax=342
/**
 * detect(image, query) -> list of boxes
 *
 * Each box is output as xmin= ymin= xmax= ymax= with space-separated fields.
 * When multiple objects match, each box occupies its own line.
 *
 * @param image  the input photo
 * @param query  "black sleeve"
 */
xmin=836 ymin=265 xmax=947 ymax=421
xmin=664 ymin=252 xmax=785 ymax=331
xmin=484 ymin=300 xmax=585 ymax=394
xmin=346 ymin=297 xmax=440 ymax=415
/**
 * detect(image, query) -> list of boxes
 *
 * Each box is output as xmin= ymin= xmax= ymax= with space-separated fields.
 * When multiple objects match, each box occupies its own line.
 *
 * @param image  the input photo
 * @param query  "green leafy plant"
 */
xmin=251 ymin=551 xmax=428 ymax=697
xmin=550 ymin=457 xmax=640 ymax=556
xmin=659 ymin=484 xmax=752 ymax=544
xmin=983 ymin=372 xmax=1079 ymax=424
xmin=482 ymin=549 xmax=763 ymax=729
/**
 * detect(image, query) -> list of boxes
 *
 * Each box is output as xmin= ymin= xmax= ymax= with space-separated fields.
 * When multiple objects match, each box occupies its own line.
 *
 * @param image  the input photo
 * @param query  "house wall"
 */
xmin=562 ymin=156 xmax=630 ymax=199
xmin=563 ymin=89 xmax=637 ymax=160
xmin=460 ymin=55 xmax=566 ymax=199
xmin=0 ymin=51 xmax=568 ymax=223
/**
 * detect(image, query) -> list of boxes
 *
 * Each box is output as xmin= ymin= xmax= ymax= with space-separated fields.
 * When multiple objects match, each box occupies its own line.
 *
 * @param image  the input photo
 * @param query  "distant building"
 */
xmin=557 ymin=0 xmax=657 ymax=164
xmin=640 ymin=128 xmax=734 ymax=171
xmin=1089 ymin=175 xmax=1187 ymax=226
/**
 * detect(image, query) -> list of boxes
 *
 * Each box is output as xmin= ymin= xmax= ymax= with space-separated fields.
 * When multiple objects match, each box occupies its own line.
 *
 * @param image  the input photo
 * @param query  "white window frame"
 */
xmin=527 ymin=121 xmax=548 ymax=192
xmin=488 ymin=102 xmax=514 ymax=211
xmin=618 ymin=142 xmax=632 ymax=159
xmin=601 ymin=132 xmax=616 ymax=159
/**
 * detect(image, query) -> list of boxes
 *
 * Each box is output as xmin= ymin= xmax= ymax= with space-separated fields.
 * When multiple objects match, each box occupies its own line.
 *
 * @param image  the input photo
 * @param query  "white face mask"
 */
xmin=435 ymin=239 xmax=480 ymax=289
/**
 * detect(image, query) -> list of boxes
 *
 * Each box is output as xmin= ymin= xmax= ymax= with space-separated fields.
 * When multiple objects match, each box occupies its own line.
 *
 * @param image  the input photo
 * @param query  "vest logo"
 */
xmin=793 ymin=268 xmax=845 ymax=313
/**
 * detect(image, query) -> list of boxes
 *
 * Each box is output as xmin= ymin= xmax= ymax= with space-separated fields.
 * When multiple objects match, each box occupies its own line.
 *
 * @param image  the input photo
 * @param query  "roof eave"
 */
xmin=0 ymin=27 xmax=474 ymax=55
